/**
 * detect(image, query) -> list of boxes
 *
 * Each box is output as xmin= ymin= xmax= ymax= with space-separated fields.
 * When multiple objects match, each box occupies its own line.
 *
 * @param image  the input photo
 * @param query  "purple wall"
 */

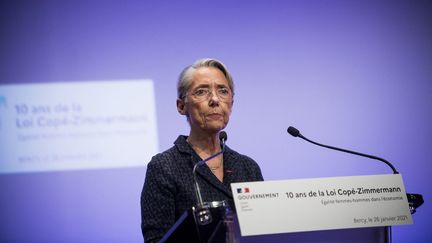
xmin=1 ymin=1 xmax=431 ymax=242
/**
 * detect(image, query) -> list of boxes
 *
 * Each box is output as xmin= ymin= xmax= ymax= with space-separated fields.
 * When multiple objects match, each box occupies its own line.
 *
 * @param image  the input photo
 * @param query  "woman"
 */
xmin=141 ymin=58 xmax=263 ymax=242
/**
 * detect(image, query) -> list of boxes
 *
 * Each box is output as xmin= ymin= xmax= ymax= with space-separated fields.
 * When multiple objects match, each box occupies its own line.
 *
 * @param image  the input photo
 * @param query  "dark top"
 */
xmin=141 ymin=135 xmax=264 ymax=242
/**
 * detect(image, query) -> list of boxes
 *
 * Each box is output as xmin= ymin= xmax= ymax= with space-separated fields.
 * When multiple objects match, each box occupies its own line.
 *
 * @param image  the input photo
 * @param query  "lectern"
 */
xmin=160 ymin=202 xmax=390 ymax=243
xmin=160 ymin=174 xmax=422 ymax=243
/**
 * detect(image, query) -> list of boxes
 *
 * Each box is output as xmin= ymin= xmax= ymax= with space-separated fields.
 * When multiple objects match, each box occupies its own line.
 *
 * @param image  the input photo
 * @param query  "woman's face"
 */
xmin=177 ymin=67 xmax=234 ymax=134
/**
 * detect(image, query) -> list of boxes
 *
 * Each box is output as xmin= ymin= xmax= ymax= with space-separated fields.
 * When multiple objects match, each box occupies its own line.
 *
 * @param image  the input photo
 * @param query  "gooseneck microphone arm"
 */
xmin=193 ymin=165 xmax=204 ymax=207
xmin=193 ymin=131 xmax=227 ymax=207
xmin=287 ymin=126 xmax=399 ymax=174
xmin=287 ymin=126 xmax=424 ymax=214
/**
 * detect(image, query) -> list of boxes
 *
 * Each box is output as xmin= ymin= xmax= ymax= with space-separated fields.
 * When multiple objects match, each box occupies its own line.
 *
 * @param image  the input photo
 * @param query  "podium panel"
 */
xmin=232 ymin=174 xmax=411 ymax=236
xmin=236 ymin=221 xmax=388 ymax=243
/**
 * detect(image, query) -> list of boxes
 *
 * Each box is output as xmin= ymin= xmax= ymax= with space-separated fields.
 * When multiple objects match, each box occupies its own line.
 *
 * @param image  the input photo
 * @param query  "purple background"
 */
xmin=1 ymin=1 xmax=431 ymax=242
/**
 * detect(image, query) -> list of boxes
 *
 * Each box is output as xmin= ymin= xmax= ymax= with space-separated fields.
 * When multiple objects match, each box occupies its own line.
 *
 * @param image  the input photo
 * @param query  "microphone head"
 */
xmin=219 ymin=131 xmax=228 ymax=142
xmin=287 ymin=126 xmax=300 ymax=137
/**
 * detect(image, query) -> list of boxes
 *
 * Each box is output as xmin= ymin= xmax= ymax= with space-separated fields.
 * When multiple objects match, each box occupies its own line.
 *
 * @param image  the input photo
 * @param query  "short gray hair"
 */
xmin=177 ymin=58 xmax=235 ymax=100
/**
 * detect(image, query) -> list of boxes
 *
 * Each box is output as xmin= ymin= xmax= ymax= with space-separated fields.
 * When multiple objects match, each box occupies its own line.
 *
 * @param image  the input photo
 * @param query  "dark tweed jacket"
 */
xmin=141 ymin=135 xmax=263 ymax=242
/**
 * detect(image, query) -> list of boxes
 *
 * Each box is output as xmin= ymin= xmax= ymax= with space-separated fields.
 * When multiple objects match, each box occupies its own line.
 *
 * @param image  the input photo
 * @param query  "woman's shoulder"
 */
xmin=225 ymin=146 xmax=264 ymax=181
xmin=146 ymin=142 xmax=193 ymax=178
xmin=226 ymin=146 xmax=257 ymax=163
xmin=149 ymin=146 xmax=177 ymax=163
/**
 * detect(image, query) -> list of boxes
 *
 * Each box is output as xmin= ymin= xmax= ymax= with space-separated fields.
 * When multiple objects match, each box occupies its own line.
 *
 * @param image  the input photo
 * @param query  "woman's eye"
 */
xmin=194 ymin=89 xmax=208 ymax=96
xmin=218 ymin=88 xmax=230 ymax=95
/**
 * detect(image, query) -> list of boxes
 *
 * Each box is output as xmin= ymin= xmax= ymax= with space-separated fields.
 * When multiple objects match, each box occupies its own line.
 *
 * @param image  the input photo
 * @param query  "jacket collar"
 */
xmin=174 ymin=135 xmax=234 ymax=198
xmin=174 ymin=135 xmax=194 ymax=155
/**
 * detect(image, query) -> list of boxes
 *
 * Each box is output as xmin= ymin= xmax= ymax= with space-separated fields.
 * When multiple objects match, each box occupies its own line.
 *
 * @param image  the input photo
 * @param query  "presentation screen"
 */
xmin=0 ymin=80 xmax=158 ymax=173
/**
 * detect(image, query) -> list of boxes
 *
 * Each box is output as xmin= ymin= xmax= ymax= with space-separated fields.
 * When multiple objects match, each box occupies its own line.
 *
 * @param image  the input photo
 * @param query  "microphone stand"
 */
xmin=287 ymin=126 xmax=424 ymax=214
xmin=193 ymin=132 xmax=227 ymax=225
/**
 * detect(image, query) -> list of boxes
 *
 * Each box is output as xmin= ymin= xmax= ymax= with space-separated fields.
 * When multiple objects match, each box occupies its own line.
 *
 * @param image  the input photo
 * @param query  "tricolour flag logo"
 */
xmin=237 ymin=187 xmax=250 ymax=193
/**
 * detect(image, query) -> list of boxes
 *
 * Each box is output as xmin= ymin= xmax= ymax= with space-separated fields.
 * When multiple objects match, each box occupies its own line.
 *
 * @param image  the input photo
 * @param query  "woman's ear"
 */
xmin=176 ymin=98 xmax=187 ymax=115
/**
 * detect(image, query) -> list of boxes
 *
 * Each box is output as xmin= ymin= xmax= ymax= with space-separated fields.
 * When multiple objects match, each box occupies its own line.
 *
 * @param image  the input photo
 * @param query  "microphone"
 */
xmin=287 ymin=126 xmax=398 ymax=174
xmin=192 ymin=131 xmax=227 ymax=225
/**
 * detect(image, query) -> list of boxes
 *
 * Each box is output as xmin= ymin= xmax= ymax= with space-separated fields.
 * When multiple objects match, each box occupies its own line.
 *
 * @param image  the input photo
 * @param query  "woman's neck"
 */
xmin=186 ymin=131 xmax=221 ymax=156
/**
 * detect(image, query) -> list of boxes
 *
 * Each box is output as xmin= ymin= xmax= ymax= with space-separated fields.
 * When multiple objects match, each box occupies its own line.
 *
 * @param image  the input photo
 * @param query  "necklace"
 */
xmin=208 ymin=160 xmax=223 ymax=171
